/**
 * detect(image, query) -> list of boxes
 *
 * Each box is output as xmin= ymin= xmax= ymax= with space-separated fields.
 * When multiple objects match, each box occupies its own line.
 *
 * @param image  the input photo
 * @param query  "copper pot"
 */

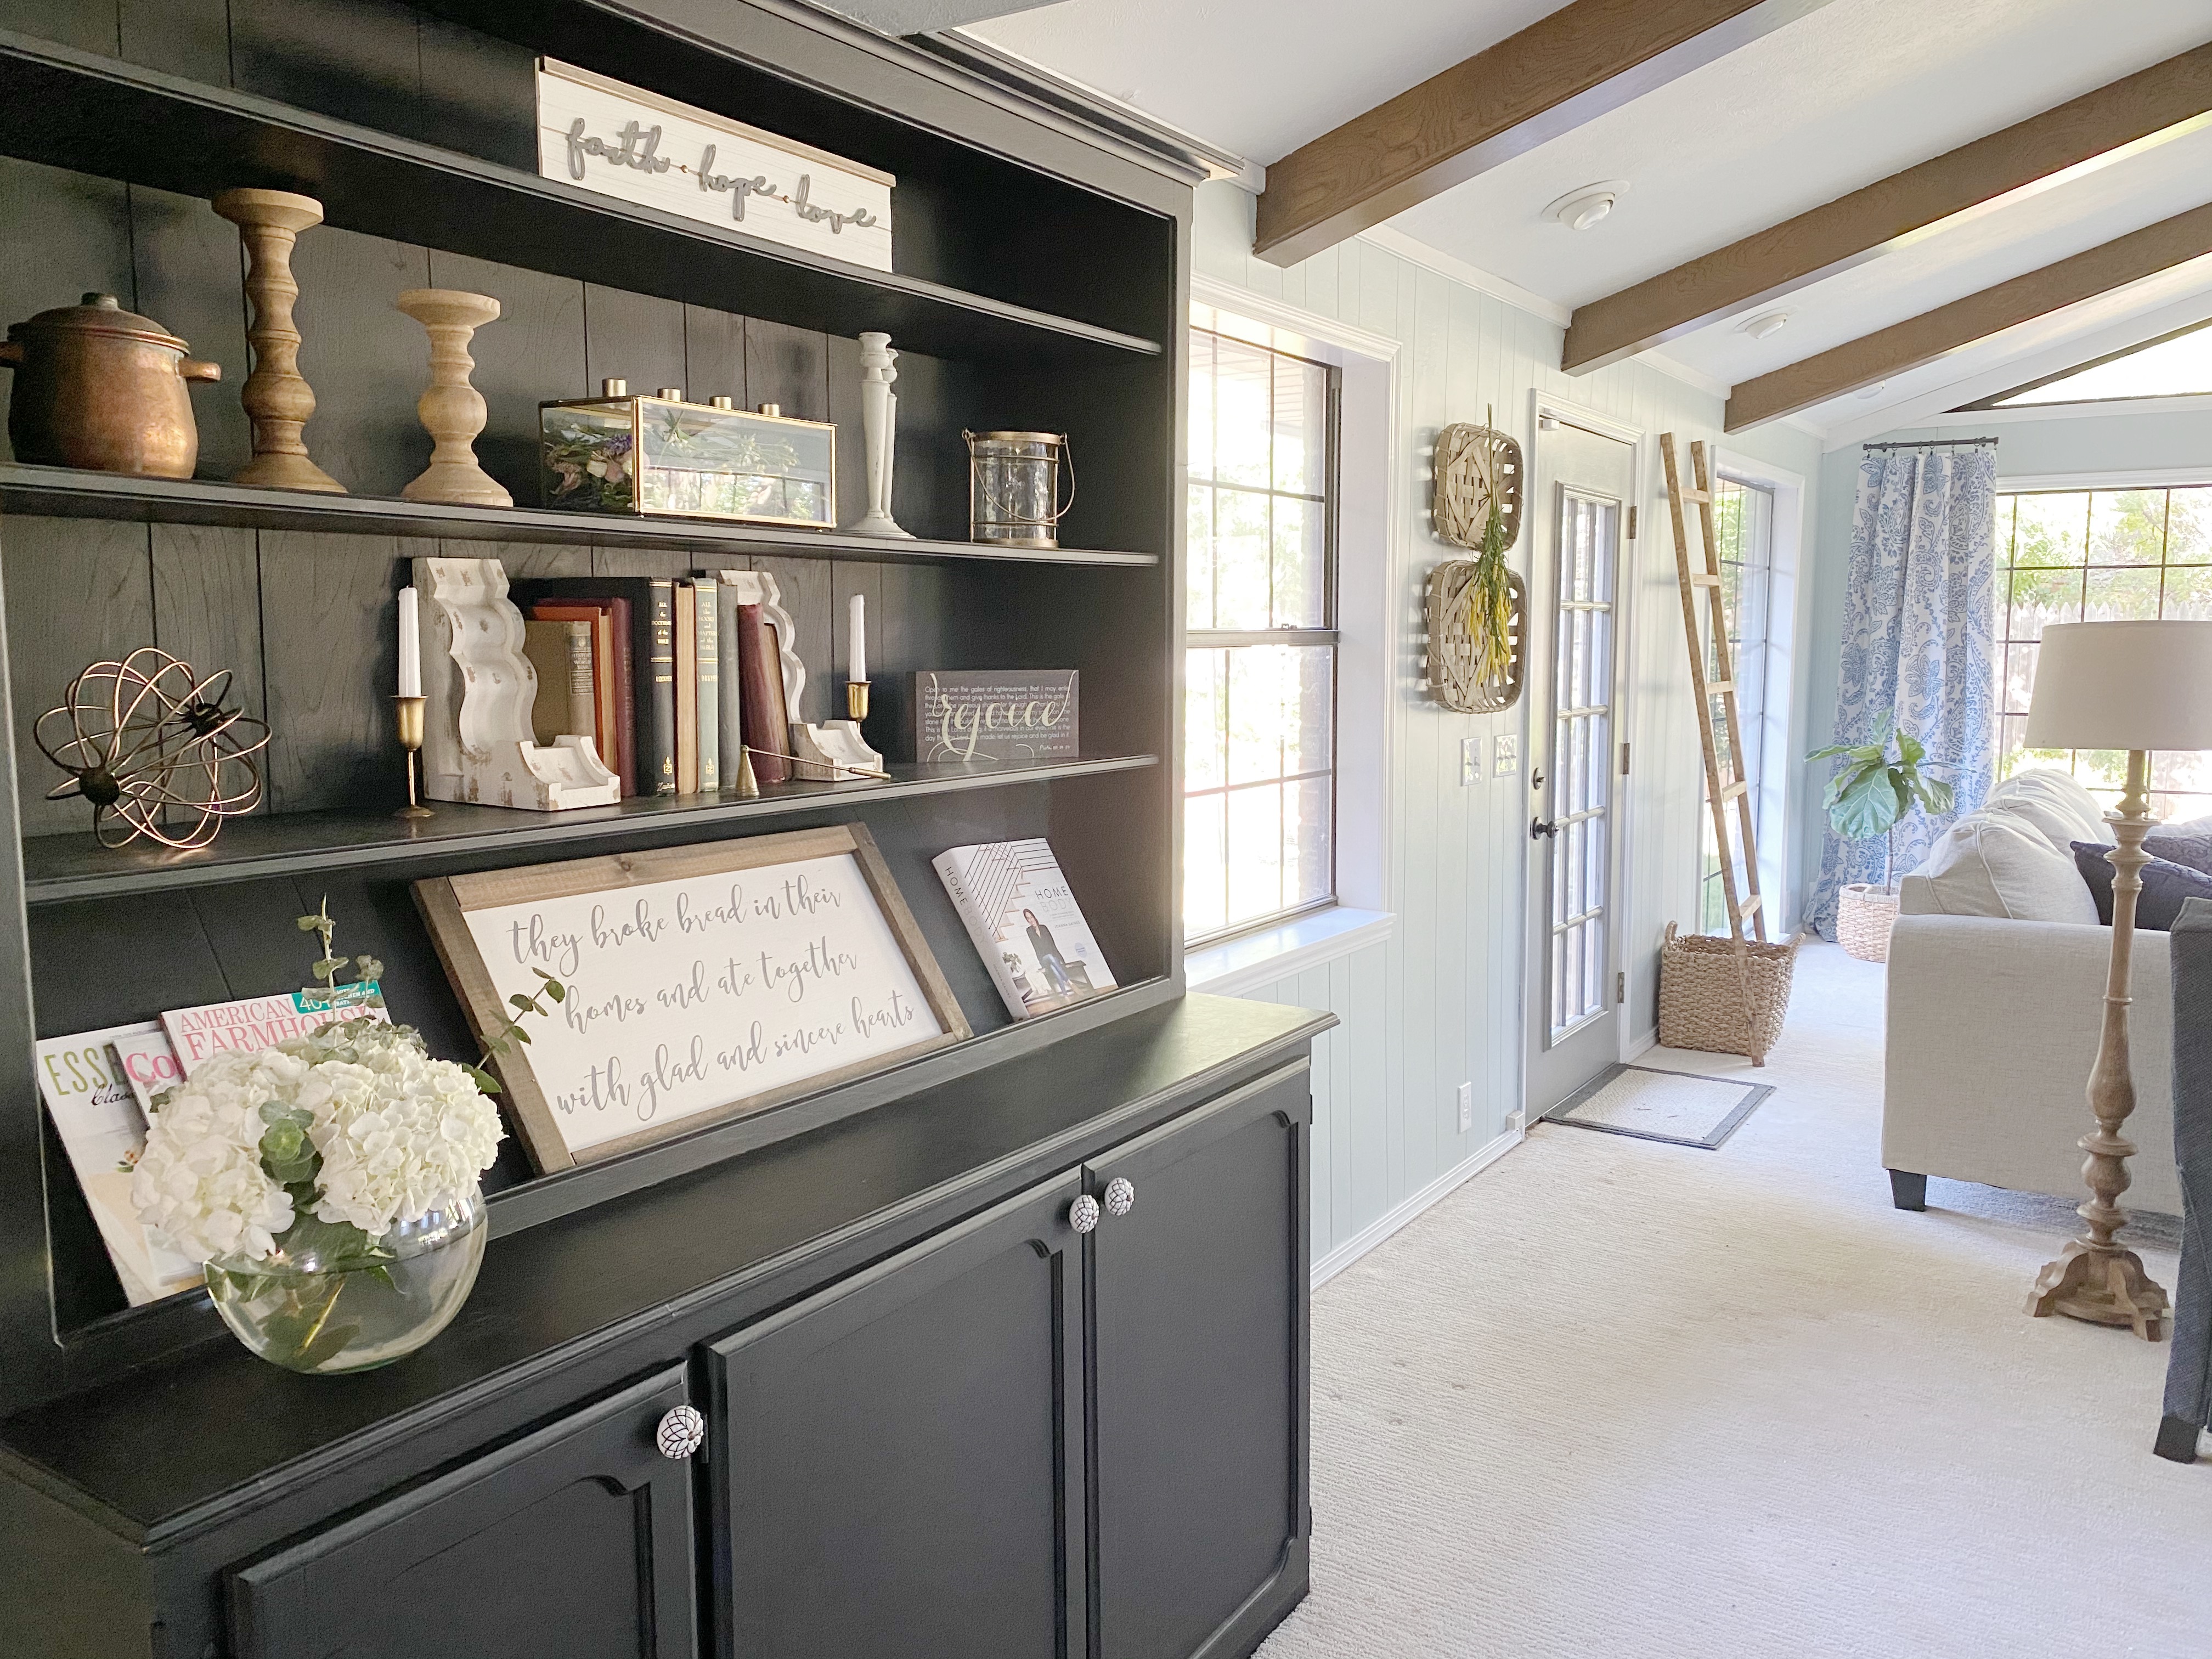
xmin=1 ymin=292 xmax=221 ymax=478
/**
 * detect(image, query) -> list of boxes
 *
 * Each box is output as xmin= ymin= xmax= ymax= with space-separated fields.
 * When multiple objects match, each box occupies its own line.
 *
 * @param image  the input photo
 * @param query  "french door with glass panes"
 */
xmin=1524 ymin=422 xmax=1636 ymax=1118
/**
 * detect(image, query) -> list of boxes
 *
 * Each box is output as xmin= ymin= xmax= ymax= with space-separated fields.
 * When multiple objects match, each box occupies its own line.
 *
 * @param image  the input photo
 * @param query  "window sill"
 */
xmin=1186 ymin=907 xmax=1396 ymax=998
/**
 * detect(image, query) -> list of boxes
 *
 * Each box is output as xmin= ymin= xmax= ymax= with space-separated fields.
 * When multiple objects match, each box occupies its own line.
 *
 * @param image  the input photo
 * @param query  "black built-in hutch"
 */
xmin=0 ymin=3 xmax=1327 ymax=1655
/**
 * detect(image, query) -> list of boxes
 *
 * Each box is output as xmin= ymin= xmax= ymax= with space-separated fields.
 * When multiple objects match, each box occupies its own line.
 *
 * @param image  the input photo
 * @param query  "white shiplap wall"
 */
xmin=1192 ymin=183 xmax=1826 ymax=1267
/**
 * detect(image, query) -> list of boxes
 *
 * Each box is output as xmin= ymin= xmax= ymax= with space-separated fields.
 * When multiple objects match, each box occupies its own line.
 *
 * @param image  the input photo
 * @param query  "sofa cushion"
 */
xmin=2071 ymin=842 xmax=2212 ymax=931
xmin=1988 ymin=768 xmax=2112 ymax=850
xmin=1910 ymin=809 xmax=2103 ymax=922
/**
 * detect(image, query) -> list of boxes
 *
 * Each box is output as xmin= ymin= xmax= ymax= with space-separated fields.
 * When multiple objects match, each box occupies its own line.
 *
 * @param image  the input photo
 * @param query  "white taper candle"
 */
xmin=397 ymin=585 xmax=422 ymax=697
xmin=848 ymin=591 xmax=867 ymax=685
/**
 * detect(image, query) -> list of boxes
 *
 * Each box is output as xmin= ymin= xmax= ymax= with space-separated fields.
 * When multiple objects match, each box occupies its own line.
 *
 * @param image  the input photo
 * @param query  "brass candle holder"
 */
xmin=393 ymin=695 xmax=432 ymax=819
xmin=847 ymin=680 xmax=870 ymax=721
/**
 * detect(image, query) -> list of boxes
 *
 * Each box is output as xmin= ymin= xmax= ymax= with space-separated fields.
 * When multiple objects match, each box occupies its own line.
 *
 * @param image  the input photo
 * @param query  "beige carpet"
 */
xmin=1257 ymin=942 xmax=2208 ymax=1659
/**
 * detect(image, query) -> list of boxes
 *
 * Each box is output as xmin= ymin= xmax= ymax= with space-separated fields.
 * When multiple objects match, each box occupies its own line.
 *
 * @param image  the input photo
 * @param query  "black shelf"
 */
xmin=0 ymin=29 xmax=1163 ymax=367
xmin=21 ymin=752 xmax=1159 ymax=904
xmin=0 ymin=465 xmax=1161 ymax=568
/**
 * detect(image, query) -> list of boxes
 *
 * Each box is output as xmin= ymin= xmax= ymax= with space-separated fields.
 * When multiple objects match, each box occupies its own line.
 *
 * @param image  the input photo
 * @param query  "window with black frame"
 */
xmin=1184 ymin=326 xmax=1340 ymax=943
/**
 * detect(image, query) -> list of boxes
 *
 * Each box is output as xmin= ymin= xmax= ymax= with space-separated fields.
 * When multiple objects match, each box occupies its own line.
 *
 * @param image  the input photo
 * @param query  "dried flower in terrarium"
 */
xmin=35 ymin=647 xmax=272 ymax=849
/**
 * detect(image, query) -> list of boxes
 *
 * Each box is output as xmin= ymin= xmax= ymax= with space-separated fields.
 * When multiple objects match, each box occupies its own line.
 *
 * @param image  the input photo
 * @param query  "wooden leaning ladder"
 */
xmin=1659 ymin=433 xmax=1775 ymax=1056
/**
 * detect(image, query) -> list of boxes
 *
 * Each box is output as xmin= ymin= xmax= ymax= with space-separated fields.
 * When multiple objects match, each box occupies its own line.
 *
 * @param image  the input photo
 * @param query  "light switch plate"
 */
xmin=1460 ymin=736 xmax=1481 ymax=786
xmin=1456 ymin=1081 xmax=1472 ymax=1133
xmin=1493 ymin=735 xmax=1519 ymax=777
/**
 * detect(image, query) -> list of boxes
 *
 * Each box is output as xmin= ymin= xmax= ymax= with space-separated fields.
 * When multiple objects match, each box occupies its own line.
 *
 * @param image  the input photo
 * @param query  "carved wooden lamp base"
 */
xmin=2027 ymin=1239 xmax=2171 ymax=1341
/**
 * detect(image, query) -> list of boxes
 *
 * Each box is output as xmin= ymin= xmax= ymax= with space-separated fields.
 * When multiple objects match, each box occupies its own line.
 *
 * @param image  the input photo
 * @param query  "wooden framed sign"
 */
xmin=535 ymin=58 xmax=894 ymax=272
xmin=415 ymin=825 xmax=968 ymax=1172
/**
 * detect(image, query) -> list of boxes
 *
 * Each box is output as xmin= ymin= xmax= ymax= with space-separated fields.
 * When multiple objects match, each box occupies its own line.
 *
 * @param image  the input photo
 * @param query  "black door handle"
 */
xmin=1531 ymin=817 xmax=1559 ymax=839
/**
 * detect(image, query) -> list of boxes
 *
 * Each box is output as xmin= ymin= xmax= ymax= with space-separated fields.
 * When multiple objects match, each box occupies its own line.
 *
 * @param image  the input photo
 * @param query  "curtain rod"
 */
xmin=1862 ymin=437 xmax=1998 ymax=450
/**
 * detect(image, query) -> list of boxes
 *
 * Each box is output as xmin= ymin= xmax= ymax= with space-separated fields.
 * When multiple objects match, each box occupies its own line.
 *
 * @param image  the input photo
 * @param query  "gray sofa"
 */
xmin=2158 ymin=899 xmax=2212 ymax=1462
xmin=1884 ymin=770 xmax=2180 ymax=1214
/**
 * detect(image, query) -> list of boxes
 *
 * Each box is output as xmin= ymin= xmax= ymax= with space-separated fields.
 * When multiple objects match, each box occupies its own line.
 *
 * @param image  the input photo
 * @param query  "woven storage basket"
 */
xmin=1657 ymin=923 xmax=1801 ymax=1064
xmin=1836 ymin=883 xmax=1899 ymax=963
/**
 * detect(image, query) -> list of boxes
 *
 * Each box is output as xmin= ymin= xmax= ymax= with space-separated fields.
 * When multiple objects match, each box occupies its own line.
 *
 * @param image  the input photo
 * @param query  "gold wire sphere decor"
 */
xmin=35 ymin=647 xmax=272 ymax=850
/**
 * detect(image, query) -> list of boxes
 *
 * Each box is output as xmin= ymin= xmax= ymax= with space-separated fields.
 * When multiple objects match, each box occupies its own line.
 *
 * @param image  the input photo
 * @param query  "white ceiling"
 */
xmin=971 ymin=0 xmax=1566 ymax=167
xmin=970 ymin=0 xmax=2212 ymax=442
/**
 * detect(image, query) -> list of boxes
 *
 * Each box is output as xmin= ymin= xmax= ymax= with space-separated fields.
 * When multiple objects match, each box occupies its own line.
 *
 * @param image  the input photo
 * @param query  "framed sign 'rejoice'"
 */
xmin=414 ymin=824 xmax=968 ymax=1171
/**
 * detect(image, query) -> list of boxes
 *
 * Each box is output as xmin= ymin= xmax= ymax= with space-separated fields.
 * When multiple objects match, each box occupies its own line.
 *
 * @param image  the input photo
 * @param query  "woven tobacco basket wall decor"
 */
xmin=1432 ymin=420 xmax=1522 ymax=551
xmin=1424 ymin=563 xmax=1525 ymax=713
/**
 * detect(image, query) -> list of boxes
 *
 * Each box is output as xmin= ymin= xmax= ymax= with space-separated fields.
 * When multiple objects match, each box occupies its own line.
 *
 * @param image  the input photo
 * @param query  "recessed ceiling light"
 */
xmin=1855 ymin=382 xmax=1888 ymax=399
xmin=1544 ymin=182 xmax=1627 ymax=232
xmin=1739 ymin=312 xmax=1790 ymax=341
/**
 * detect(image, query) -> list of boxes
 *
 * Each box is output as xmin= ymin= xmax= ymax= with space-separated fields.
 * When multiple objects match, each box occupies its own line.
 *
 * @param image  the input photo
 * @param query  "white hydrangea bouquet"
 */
xmin=131 ymin=899 xmax=560 ymax=1373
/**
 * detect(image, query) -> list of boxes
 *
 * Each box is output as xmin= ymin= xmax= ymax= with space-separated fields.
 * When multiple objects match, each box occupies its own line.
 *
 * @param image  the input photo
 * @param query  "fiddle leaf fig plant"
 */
xmin=1808 ymin=713 xmax=1955 ymax=892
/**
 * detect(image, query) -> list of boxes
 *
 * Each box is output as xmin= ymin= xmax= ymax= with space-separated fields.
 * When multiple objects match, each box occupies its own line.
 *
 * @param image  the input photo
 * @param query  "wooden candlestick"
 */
xmin=2027 ymin=747 xmax=2171 ymax=1340
xmin=211 ymin=187 xmax=344 ymax=494
xmin=396 ymin=289 xmax=512 ymax=507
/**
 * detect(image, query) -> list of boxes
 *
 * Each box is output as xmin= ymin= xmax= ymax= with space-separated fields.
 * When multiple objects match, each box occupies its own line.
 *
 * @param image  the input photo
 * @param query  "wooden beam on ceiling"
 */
xmin=1251 ymin=0 xmax=1839 ymax=269
xmin=1565 ymin=43 xmax=2212 ymax=374
xmin=1722 ymin=202 xmax=2212 ymax=431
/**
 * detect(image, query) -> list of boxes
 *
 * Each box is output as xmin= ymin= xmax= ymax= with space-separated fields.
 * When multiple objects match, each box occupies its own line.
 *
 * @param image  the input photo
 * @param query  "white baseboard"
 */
xmin=1624 ymin=1028 xmax=1657 ymax=1060
xmin=1311 ymin=1124 xmax=1523 ymax=1289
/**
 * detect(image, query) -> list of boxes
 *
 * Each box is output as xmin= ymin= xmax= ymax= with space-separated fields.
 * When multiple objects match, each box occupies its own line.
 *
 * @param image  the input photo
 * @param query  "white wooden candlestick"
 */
xmin=396 ymin=289 xmax=512 ymax=507
xmin=845 ymin=331 xmax=911 ymax=538
xmin=413 ymin=556 xmax=621 ymax=811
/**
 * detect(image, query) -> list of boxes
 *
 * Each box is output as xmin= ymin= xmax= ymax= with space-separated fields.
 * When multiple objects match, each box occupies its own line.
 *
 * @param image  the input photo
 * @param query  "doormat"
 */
xmin=1543 ymin=1064 xmax=1771 ymax=1150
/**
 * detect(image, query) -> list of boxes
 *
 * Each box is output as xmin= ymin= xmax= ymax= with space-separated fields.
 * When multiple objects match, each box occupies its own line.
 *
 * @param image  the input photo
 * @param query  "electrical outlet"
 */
xmin=1493 ymin=735 xmax=1519 ymax=777
xmin=1460 ymin=736 xmax=1481 ymax=786
xmin=1456 ymin=1081 xmax=1472 ymax=1133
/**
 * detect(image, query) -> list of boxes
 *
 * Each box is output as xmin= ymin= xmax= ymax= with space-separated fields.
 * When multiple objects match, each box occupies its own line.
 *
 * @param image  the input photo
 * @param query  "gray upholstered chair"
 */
xmin=2158 ymin=898 xmax=2212 ymax=1462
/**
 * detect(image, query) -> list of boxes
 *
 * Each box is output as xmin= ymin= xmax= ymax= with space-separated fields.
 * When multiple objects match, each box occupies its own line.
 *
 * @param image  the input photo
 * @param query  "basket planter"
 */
xmin=1657 ymin=923 xmax=1801 ymax=1065
xmin=1837 ymin=883 xmax=1900 ymax=963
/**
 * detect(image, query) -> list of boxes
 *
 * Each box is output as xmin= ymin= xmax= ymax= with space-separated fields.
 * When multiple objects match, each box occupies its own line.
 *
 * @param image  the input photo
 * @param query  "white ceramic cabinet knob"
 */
xmin=1068 ymin=1194 xmax=1101 ymax=1234
xmin=656 ymin=1404 xmax=707 ymax=1460
xmin=1104 ymin=1177 xmax=1135 ymax=1217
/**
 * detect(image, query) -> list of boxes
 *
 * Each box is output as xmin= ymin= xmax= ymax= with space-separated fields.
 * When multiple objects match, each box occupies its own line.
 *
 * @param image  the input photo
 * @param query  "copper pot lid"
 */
xmin=8 ymin=292 xmax=190 ymax=351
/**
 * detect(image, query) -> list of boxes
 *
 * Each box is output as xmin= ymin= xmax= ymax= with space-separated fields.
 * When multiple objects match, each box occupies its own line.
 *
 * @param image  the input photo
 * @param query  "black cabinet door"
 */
xmin=1088 ymin=1062 xmax=1311 ymax=1659
xmin=706 ymin=1171 xmax=1088 ymax=1659
xmin=229 ymin=1365 xmax=698 ymax=1659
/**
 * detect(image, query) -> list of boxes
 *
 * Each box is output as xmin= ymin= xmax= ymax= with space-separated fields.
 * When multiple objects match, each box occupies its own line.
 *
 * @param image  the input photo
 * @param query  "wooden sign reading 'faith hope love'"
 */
xmin=415 ymin=825 xmax=967 ymax=1171
xmin=535 ymin=58 xmax=895 ymax=272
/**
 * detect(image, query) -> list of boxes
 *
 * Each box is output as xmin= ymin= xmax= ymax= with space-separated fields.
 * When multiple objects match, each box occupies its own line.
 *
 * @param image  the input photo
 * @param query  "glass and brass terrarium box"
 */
xmin=539 ymin=383 xmax=836 ymax=526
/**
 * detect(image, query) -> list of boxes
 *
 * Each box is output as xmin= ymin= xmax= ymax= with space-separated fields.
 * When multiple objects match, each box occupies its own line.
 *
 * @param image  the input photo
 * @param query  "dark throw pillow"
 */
xmin=2145 ymin=817 xmax=2212 ymax=877
xmin=2070 ymin=840 xmax=2212 ymax=931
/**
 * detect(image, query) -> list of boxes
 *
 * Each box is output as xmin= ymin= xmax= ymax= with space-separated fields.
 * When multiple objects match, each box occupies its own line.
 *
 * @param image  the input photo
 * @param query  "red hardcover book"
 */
xmin=735 ymin=602 xmax=789 ymax=785
xmin=527 ymin=598 xmax=635 ymax=795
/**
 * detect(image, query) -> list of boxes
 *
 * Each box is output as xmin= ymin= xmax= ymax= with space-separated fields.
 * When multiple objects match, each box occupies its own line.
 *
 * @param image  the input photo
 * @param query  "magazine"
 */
xmin=32 ymin=1021 xmax=202 ymax=1304
xmin=934 ymin=839 xmax=1116 ymax=1019
xmin=162 ymin=982 xmax=389 ymax=1074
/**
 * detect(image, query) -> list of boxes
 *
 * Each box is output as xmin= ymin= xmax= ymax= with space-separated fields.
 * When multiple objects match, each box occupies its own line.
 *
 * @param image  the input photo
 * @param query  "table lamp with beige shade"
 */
xmin=2023 ymin=619 xmax=2212 ymax=1340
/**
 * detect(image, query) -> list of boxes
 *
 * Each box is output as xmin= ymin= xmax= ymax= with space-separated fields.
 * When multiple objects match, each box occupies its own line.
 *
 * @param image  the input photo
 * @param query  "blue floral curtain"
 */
xmin=1809 ymin=442 xmax=1999 ymax=939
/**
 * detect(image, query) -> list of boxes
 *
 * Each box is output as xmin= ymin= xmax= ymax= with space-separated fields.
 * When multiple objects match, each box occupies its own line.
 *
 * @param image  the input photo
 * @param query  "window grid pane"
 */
xmin=1184 ymin=326 xmax=1339 ymax=943
xmin=1997 ymin=485 xmax=2212 ymax=819
xmin=1698 ymin=477 xmax=1774 ymax=935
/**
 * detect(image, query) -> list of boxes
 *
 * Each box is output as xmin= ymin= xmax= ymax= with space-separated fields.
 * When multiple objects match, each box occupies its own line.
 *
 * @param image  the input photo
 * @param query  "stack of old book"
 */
xmin=511 ymin=573 xmax=801 ymax=795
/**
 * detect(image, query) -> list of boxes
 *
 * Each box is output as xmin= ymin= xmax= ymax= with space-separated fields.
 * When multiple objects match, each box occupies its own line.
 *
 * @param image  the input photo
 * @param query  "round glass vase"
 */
xmin=204 ymin=1190 xmax=487 ymax=1375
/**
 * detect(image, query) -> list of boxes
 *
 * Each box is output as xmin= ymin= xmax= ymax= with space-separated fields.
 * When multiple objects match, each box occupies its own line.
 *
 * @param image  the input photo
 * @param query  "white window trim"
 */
xmin=1188 ymin=906 xmax=1396 ymax=997
xmin=1186 ymin=275 xmax=1399 ymax=985
xmin=1997 ymin=465 xmax=2212 ymax=492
